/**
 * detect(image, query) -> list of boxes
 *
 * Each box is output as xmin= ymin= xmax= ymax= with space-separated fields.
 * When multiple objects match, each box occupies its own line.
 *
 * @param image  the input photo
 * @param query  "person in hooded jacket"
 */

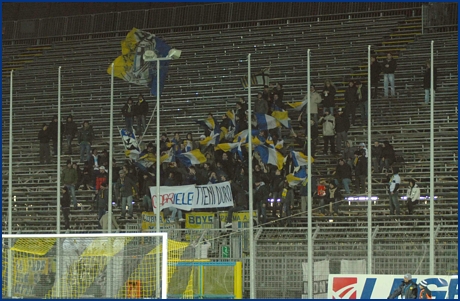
xmin=388 ymin=273 xmax=417 ymax=299
xmin=370 ymin=55 xmax=382 ymax=99
xmin=406 ymin=179 xmax=421 ymax=215
xmin=61 ymin=186 xmax=71 ymax=230
xmin=78 ymin=121 xmax=94 ymax=163
xmin=343 ymin=140 xmax=355 ymax=169
xmin=121 ymin=97 xmax=135 ymax=133
xmin=418 ymin=280 xmax=432 ymax=299
xmin=322 ymin=79 xmax=336 ymax=115
xmin=344 ymin=80 xmax=358 ymax=125
xmin=38 ymin=123 xmax=51 ymax=164
xmin=354 ymin=150 xmax=367 ymax=194
xmin=334 ymin=158 xmax=352 ymax=194
xmin=335 ymin=108 xmax=350 ymax=154
xmin=64 ymin=115 xmax=78 ymax=155
xmin=225 ymin=180 xmax=248 ymax=227
xmin=387 ymin=167 xmax=401 ymax=216
xmin=379 ymin=141 xmax=396 ymax=172
xmin=371 ymin=141 xmax=383 ymax=173
xmin=318 ymin=108 xmax=335 ymax=155
xmin=135 ymin=94 xmax=149 ymax=136
xmin=423 ymin=59 xmax=438 ymax=104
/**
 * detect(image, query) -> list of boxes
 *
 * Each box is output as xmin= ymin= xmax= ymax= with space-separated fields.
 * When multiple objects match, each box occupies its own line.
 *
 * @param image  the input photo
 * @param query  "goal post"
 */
xmin=2 ymin=232 xmax=169 ymax=299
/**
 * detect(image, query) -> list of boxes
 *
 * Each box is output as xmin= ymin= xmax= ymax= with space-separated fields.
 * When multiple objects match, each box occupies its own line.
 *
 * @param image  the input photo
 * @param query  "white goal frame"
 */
xmin=3 ymin=232 xmax=168 ymax=299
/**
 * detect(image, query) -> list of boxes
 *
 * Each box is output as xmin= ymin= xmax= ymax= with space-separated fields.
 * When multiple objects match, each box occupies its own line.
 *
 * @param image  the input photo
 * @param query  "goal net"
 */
xmin=2 ymin=232 xmax=243 ymax=299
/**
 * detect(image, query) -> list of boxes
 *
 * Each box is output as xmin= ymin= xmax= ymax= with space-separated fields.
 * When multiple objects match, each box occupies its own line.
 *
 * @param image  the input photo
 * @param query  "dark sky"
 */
xmin=2 ymin=3 xmax=210 ymax=21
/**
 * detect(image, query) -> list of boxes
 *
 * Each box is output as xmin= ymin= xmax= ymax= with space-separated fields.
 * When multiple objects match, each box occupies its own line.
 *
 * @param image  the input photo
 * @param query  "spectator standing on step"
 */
xmin=334 ymin=158 xmax=352 ymax=194
xmin=64 ymin=115 xmax=78 ymax=155
xmin=254 ymin=91 xmax=269 ymax=114
xmin=322 ymin=79 xmax=336 ymax=115
xmin=406 ymin=179 xmax=421 ymax=215
xmin=344 ymin=80 xmax=358 ymax=126
xmin=371 ymin=141 xmax=383 ymax=173
xmin=387 ymin=167 xmax=401 ymax=216
xmin=60 ymin=186 xmax=71 ymax=230
xmin=95 ymin=182 xmax=108 ymax=221
xmin=318 ymin=108 xmax=335 ymax=155
xmin=121 ymin=97 xmax=135 ymax=134
xmin=370 ymin=55 xmax=381 ymax=98
xmin=116 ymin=170 xmax=138 ymax=219
xmin=382 ymin=52 xmax=397 ymax=98
xmin=135 ymin=94 xmax=149 ymax=136
xmin=353 ymin=150 xmax=367 ymax=194
xmin=299 ymin=85 xmax=322 ymax=124
xmin=38 ymin=123 xmax=51 ymax=164
xmin=78 ymin=121 xmax=94 ymax=163
xmin=379 ymin=141 xmax=396 ymax=173
xmin=141 ymin=172 xmax=154 ymax=212
xmin=423 ymin=59 xmax=437 ymax=105
xmin=355 ymin=80 xmax=368 ymax=125
xmin=335 ymin=108 xmax=350 ymax=154
xmin=61 ymin=159 xmax=78 ymax=209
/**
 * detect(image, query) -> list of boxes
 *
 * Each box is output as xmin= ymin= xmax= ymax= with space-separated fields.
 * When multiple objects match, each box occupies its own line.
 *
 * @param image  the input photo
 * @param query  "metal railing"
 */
xmin=2 ymin=2 xmax=428 ymax=45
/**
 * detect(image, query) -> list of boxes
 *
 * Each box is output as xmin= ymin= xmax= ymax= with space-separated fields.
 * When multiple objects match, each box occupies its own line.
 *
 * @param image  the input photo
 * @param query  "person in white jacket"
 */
xmin=299 ymin=85 xmax=323 ymax=124
xmin=406 ymin=179 xmax=421 ymax=215
xmin=318 ymin=109 xmax=336 ymax=155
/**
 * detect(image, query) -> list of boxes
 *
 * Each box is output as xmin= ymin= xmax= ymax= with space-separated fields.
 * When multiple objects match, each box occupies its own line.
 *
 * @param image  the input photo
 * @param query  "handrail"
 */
xmin=2 ymin=6 xmax=423 ymax=44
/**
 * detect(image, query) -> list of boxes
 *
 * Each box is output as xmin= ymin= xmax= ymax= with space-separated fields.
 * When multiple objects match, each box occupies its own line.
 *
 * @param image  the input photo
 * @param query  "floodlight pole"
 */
xmin=367 ymin=46 xmax=373 ymax=274
xmin=429 ymin=41 xmax=434 ymax=274
xmin=306 ymin=49 xmax=313 ymax=299
xmin=56 ymin=66 xmax=62 ymax=298
xmin=106 ymin=63 xmax=115 ymax=298
xmin=7 ymin=70 xmax=13 ymax=298
xmin=247 ymin=53 xmax=255 ymax=299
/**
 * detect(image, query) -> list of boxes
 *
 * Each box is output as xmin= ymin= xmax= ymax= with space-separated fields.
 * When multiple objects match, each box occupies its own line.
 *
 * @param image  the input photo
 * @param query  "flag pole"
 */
xmin=367 ymin=45 xmax=373 ymax=274
xmin=155 ymin=59 xmax=161 ymax=299
xmin=56 ymin=66 xmax=62 ymax=298
xmin=429 ymin=40 xmax=434 ymax=275
xmin=306 ymin=49 xmax=313 ymax=299
xmin=7 ymin=70 xmax=13 ymax=297
xmin=109 ymin=63 xmax=114 ymax=234
xmin=247 ymin=53 xmax=255 ymax=299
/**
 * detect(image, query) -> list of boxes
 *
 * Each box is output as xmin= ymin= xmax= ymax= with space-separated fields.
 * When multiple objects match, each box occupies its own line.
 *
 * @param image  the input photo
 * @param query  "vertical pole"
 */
xmin=107 ymin=63 xmax=114 ymax=298
xmin=306 ymin=49 xmax=313 ymax=299
xmin=155 ymin=59 xmax=161 ymax=299
xmin=367 ymin=46 xmax=373 ymax=274
xmin=247 ymin=53 xmax=255 ymax=299
xmin=429 ymin=40 xmax=434 ymax=274
xmin=56 ymin=66 xmax=62 ymax=298
xmin=108 ymin=63 xmax=114 ymax=234
xmin=7 ymin=70 xmax=13 ymax=297
xmin=161 ymin=234 xmax=168 ymax=299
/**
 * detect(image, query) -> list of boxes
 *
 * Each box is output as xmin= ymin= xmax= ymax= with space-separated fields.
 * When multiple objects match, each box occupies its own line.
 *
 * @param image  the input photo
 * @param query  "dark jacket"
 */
xmin=62 ymin=166 xmax=78 ymax=185
xmin=371 ymin=60 xmax=382 ymax=85
xmin=121 ymin=103 xmax=134 ymax=118
xmin=382 ymin=58 xmax=397 ymax=74
xmin=135 ymin=99 xmax=149 ymax=116
xmin=388 ymin=280 xmax=417 ymax=299
xmin=344 ymin=86 xmax=358 ymax=104
xmin=335 ymin=113 xmax=350 ymax=133
xmin=371 ymin=144 xmax=383 ymax=159
xmin=325 ymin=186 xmax=342 ymax=202
xmin=423 ymin=66 xmax=438 ymax=90
xmin=38 ymin=129 xmax=50 ymax=143
xmin=78 ymin=125 xmax=94 ymax=144
xmin=354 ymin=156 xmax=367 ymax=177
xmin=335 ymin=163 xmax=352 ymax=180
xmin=380 ymin=142 xmax=396 ymax=162
xmin=254 ymin=183 xmax=269 ymax=205
xmin=322 ymin=85 xmax=336 ymax=107
xmin=116 ymin=176 xmax=138 ymax=198
xmin=141 ymin=177 xmax=155 ymax=198
xmin=231 ymin=182 xmax=247 ymax=208
xmin=48 ymin=117 xmax=63 ymax=141
xmin=95 ymin=188 xmax=108 ymax=209
xmin=64 ymin=116 xmax=78 ymax=138
xmin=254 ymin=98 xmax=269 ymax=115
xmin=61 ymin=191 xmax=71 ymax=208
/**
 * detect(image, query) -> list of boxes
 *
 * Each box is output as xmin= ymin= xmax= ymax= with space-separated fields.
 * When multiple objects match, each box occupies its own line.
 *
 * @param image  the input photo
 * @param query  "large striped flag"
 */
xmin=255 ymin=113 xmax=278 ymax=131
xmin=107 ymin=28 xmax=178 ymax=97
xmin=177 ymin=149 xmax=207 ymax=167
xmin=286 ymin=167 xmax=307 ymax=187
xmin=199 ymin=133 xmax=220 ymax=147
xmin=233 ymin=129 xmax=259 ymax=143
xmin=215 ymin=142 xmax=240 ymax=152
xmin=290 ymin=150 xmax=315 ymax=167
xmin=226 ymin=110 xmax=236 ymax=127
xmin=196 ymin=116 xmax=217 ymax=131
xmin=271 ymin=110 xmax=291 ymax=129
xmin=255 ymin=145 xmax=284 ymax=170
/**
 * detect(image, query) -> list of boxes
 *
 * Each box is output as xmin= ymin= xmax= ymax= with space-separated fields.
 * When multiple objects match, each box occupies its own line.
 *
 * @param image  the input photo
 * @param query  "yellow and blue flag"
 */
xmin=107 ymin=28 xmax=173 ymax=97
xmin=290 ymin=150 xmax=315 ymax=167
xmin=255 ymin=145 xmax=284 ymax=170
xmin=271 ymin=110 xmax=291 ymax=129
xmin=255 ymin=113 xmax=278 ymax=131
xmin=286 ymin=167 xmax=307 ymax=187
xmin=177 ymin=149 xmax=207 ymax=167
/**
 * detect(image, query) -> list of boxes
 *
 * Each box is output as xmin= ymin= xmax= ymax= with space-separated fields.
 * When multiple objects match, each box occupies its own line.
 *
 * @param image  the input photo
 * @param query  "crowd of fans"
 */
xmin=36 ymin=52 xmax=436 ymax=229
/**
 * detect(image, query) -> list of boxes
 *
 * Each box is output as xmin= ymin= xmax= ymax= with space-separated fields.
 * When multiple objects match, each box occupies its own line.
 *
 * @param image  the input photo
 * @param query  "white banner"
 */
xmin=302 ymin=260 xmax=330 ymax=299
xmin=328 ymin=274 xmax=458 ymax=299
xmin=149 ymin=182 xmax=234 ymax=213
xmin=340 ymin=259 xmax=366 ymax=274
